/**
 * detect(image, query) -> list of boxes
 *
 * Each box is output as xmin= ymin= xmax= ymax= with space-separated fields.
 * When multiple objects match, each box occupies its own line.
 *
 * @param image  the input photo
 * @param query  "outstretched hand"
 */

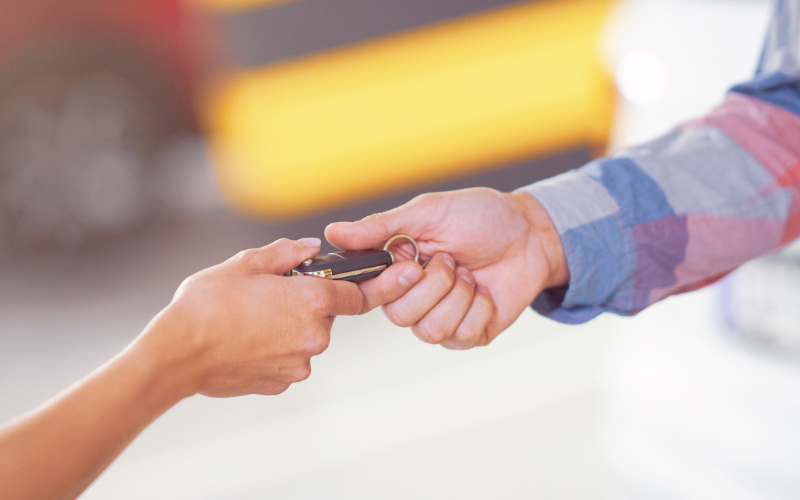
xmin=325 ymin=188 xmax=568 ymax=349
xmin=142 ymin=237 xmax=365 ymax=398
xmin=0 ymin=238 xmax=365 ymax=500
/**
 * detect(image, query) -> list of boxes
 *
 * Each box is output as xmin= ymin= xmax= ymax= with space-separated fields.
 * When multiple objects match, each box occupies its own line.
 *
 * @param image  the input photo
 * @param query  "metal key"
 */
xmin=286 ymin=234 xmax=419 ymax=283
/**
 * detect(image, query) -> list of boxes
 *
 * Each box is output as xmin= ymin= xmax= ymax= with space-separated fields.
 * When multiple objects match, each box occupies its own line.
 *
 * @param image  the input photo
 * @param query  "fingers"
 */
xmin=232 ymin=238 xmax=321 ymax=275
xmin=440 ymin=287 xmax=495 ymax=350
xmin=356 ymin=261 xmax=423 ymax=314
xmin=325 ymin=194 xmax=436 ymax=251
xmin=411 ymin=266 xmax=475 ymax=344
xmin=382 ymin=252 xmax=455 ymax=327
xmin=316 ymin=280 xmax=365 ymax=317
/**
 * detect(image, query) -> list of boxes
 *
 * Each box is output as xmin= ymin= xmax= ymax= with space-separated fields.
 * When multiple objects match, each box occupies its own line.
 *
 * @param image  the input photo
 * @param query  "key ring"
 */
xmin=383 ymin=234 xmax=420 ymax=264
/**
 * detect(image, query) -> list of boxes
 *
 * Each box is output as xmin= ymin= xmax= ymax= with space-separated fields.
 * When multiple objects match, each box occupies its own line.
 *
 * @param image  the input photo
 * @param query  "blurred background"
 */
xmin=2 ymin=0 xmax=799 ymax=498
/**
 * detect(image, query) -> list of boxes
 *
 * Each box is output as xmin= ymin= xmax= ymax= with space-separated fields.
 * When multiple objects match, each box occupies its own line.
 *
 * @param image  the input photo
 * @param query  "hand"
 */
xmin=137 ymin=238 xmax=364 ymax=398
xmin=325 ymin=188 xmax=568 ymax=349
xmin=0 ymin=239 xmax=364 ymax=500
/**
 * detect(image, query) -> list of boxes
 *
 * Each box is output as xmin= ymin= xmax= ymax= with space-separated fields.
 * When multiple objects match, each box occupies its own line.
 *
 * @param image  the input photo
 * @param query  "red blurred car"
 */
xmin=0 ymin=0 xmax=214 ymax=248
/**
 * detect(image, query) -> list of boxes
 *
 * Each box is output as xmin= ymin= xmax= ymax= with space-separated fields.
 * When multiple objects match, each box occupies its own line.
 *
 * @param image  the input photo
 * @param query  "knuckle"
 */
xmin=175 ymin=274 xmax=198 ymax=295
xmin=440 ymin=338 xmax=468 ymax=351
xmin=373 ymin=280 xmax=397 ymax=305
xmin=267 ymin=238 xmax=294 ymax=253
xmin=231 ymin=249 xmax=248 ymax=264
xmin=273 ymin=383 xmax=291 ymax=395
xmin=383 ymin=302 xmax=417 ymax=328
xmin=433 ymin=267 xmax=455 ymax=291
xmin=454 ymin=326 xmax=481 ymax=349
xmin=471 ymin=288 xmax=492 ymax=311
xmin=173 ymin=272 xmax=216 ymax=308
xmin=363 ymin=212 xmax=393 ymax=240
xmin=413 ymin=320 xmax=450 ymax=344
xmin=306 ymin=330 xmax=331 ymax=355
xmin=292 ymin=363 xmax=313 ymax=382
xmin=454 ymin=280 xmax=474 ymax=301
xmin=483 ymin=327 xmax=500 ymax=346
xmin=477 ymin=294 xmax=496 ymax=316
xmin=234 ymin=248 xmax=260 ymax=268
xmin=364 ymin=212 xmax=386 ymax=222
xmin=414 ymin=192 xmax=436 ymax=206
xmin=411 ymin=324 xmax=435 ymax=344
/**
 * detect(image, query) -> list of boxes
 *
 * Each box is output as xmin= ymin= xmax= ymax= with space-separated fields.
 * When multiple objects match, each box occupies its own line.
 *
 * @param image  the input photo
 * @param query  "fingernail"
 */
xmin=398 ymin=266 xmax=422 ymax=287
xmin=298 ymin=237 xmax=321 ymax=248
xmin=458 ymin=267 xmax=472 ymax=284
xmin=442 ymin=253 xmax=455 ymax=270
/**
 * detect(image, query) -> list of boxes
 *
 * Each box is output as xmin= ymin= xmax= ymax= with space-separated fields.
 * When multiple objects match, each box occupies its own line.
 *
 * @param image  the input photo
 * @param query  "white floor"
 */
xmin=83 ymin=310 xmax=624 ymax=500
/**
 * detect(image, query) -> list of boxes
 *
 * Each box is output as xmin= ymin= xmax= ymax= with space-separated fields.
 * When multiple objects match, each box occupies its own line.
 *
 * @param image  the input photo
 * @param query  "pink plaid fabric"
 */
xmin=519 ymin=0 xmax=800 ymax=323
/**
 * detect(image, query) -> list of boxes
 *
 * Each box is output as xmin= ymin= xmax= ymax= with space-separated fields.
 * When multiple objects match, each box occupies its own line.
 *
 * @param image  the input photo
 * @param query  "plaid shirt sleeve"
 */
xmin=517 ymin=0 xmax=800 ymax=324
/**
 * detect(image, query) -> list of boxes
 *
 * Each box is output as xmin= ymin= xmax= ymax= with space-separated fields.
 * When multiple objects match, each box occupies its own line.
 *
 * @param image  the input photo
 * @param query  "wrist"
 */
xmin=509 ymin=191 xmax=570 ymax=290
xmin=126 ymin=306 xmax=205 ymax=408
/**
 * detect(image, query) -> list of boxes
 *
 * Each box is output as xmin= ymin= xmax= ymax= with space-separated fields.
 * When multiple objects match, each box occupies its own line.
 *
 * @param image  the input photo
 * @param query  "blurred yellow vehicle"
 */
xmin=197 ymin=0 xmax=617 ymax=218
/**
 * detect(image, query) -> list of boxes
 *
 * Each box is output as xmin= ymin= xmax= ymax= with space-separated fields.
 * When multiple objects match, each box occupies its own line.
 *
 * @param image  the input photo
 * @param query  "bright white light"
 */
xmin=615 ymin=51 xmax=670 ymax=105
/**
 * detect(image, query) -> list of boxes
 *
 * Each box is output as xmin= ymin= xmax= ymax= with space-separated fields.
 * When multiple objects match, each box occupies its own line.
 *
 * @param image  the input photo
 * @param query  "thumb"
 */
xmin=325 ymin=196 xmax=433 ymax=251
xmin=232 ymin=238 xmax=321 ymax=275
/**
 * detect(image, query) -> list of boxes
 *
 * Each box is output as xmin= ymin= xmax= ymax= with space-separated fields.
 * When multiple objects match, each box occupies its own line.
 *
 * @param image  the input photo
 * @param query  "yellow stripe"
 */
xmin=205 ymin=0 xmax=615 ymax=217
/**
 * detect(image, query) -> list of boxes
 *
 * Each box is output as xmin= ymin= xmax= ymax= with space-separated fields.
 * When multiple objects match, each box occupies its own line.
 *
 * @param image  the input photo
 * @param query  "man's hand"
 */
xmin=325 ymin=188 xmax=568 ymax=349
xmin=140 ymin=238 xmax=365 ymax=398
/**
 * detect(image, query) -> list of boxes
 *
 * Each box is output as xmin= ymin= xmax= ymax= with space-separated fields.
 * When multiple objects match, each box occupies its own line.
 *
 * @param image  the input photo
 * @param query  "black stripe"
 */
xmin=224 ymin=0 xmax=534 ymax=68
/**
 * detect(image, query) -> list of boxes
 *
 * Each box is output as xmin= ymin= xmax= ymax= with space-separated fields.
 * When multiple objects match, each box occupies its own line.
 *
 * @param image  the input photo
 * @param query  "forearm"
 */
xmin=520 ymin=88 xmax=800 ymax=323
xmin=515 ymin=2 xmax=800 ymax=323
xmin=0 ymin=309 xmax=194 ymax=500
xmin=0 ymin=237 xmax=350 ymax=498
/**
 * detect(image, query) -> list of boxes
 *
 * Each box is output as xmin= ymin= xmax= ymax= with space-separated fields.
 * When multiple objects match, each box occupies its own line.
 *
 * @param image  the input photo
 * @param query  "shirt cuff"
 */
xmin=515 ymin=165 xmax=638 ymax=324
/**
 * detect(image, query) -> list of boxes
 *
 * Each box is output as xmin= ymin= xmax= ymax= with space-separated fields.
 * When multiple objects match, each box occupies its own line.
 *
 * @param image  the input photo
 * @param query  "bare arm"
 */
xmin=0 ymin=238 xmax=364 ymax=500
xmin=0 ymin=319 xmax=192 ymax=500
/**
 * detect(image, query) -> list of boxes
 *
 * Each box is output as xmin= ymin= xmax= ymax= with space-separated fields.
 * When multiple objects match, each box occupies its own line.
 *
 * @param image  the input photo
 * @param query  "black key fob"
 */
xmin=286 ymin=249 xmax=394 ymax=282
xmin=286 ymin=234 xmax=420 ymax=283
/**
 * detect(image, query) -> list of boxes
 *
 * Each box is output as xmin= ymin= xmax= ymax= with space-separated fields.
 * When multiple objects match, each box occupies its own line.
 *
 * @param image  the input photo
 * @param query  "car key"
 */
xmin=286 ymin=234 xmax=419 ymax=283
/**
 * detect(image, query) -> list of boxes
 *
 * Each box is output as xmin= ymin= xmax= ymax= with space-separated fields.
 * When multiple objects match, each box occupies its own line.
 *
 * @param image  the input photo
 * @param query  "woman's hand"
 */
xmin=0 ymin=238 xmax=364 ymax=500
xmin=139 ymin=237 xmax=365 ymax=399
